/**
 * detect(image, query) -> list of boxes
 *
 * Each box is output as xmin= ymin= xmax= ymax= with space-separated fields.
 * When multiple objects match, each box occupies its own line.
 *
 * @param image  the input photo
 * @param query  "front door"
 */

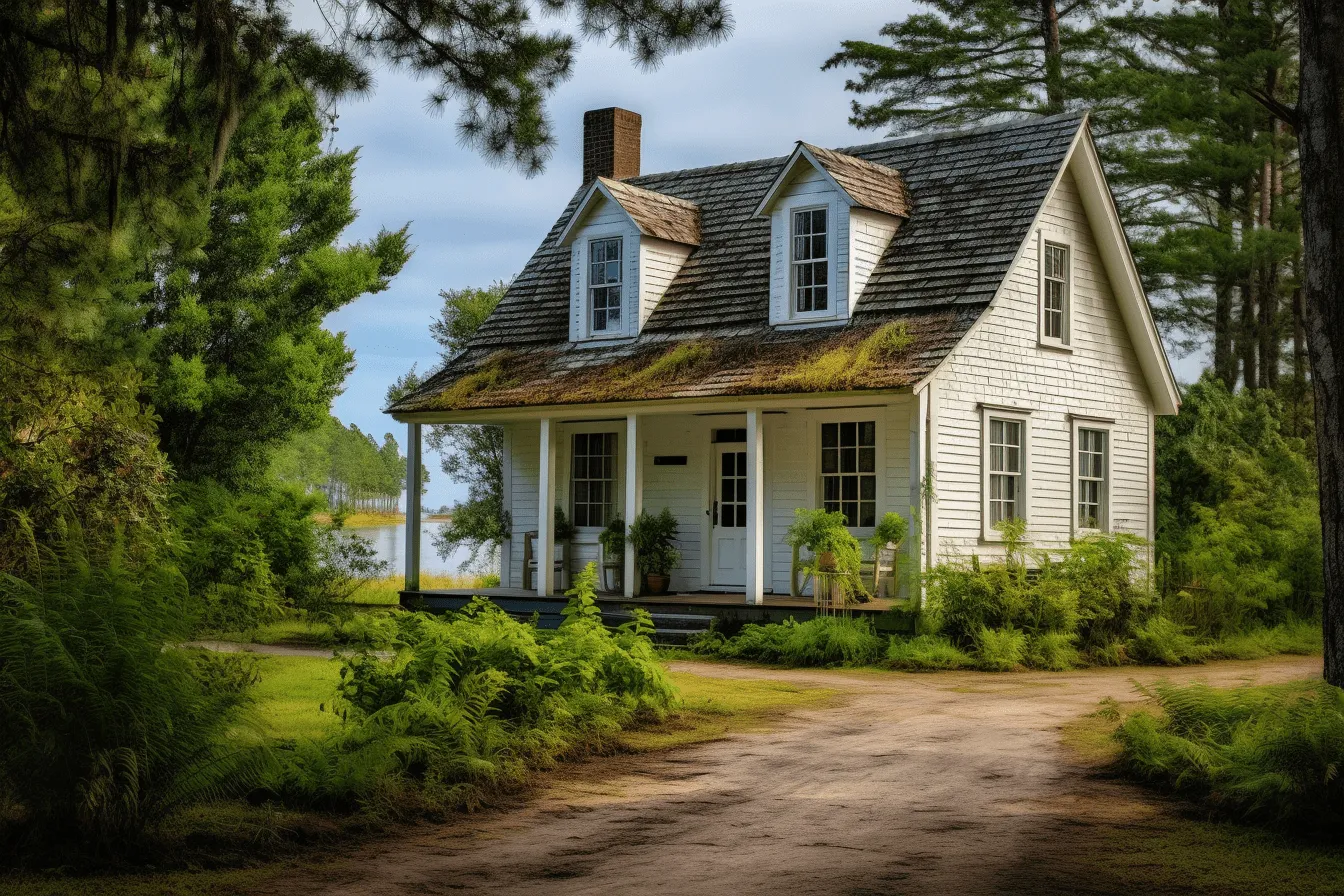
xmin=710 ymin=445 xmax=748 ymax=588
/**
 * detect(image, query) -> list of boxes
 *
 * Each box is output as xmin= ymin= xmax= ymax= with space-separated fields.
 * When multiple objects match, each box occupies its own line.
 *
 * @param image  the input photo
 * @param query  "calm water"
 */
xmin=348 ymin=521 xmax=475 ymax=575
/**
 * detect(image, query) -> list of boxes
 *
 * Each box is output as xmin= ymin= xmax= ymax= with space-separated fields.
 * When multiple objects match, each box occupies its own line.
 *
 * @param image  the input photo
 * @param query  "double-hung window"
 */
xmin=1040 ymin=240 xmax=1070 ymax=345
xmin=571 ymin=432 xmax=616 ymax=527
xmin=1075 ymin=425 xmax=1109 ymax=532
xmin=588 ymin=237 xmax=623 ymax=334
xmin=820 ymin=421 xmax=876 ymax=527
xmin=792 ymin=207 xmax=829 ymax=314
xmin=982 ymin=409 xmax=1029 ymax=536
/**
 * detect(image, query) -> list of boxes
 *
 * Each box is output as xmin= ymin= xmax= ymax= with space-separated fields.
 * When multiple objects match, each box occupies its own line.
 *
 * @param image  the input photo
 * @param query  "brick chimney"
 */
xmin=583 ymin=107 xmax=641 ymax=183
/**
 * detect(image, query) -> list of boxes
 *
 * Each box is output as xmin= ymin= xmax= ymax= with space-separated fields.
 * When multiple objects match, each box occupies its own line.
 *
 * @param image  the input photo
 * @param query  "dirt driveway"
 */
xmin=257 ymin=656 xmax=1320 ymax=896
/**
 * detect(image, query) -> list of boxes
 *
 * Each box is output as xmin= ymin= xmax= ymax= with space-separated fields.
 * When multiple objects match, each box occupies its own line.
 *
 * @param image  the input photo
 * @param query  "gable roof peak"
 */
xmin=557 ymin=175 xmax=701 ymax=247
xmin=754 ymin=141 xmax=912 ymax=219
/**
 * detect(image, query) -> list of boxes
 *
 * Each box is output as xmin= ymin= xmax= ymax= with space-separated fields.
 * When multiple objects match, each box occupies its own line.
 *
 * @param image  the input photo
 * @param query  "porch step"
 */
xmin=602 ymin=609 xmax=716 ymax=645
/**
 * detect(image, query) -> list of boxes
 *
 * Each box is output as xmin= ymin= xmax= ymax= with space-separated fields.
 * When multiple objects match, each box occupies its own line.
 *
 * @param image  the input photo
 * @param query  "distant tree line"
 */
xmin=271 ymin=417 xmax=411 ymax=512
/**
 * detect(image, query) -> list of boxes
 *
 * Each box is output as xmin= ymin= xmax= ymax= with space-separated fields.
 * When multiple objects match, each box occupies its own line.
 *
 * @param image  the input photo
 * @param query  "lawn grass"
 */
xmin=250 ymin=655 xmax=343 ymax=741
xmin=616 ymin=671 xmax=840 ymax=752
xmin=1055 ymin=692 xmax=1344 ymax=895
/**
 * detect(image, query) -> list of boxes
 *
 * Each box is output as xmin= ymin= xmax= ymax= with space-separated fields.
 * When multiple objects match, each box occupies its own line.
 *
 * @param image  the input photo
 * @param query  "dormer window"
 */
xmin=756 ymin=142 xmax=909 ymax=329
xmin=589 ymin=237 xmax=623 ymax=333
xmin=792 ymin=208 xmax=829 ymax=314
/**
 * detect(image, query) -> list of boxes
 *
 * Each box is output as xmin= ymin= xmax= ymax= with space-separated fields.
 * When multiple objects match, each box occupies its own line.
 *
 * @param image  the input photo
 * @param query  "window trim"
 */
xmin=1071 ymin=418 xmax=1112 ymax=535
xmin=1037 ymin=231 xmax=1073 ymax=350
xmin=789 ymin=204 xmax=833 ymax=320
xmin=808 ymin=409 xmax=884 ymax=536
xmin=563 ymin=423 xmax=623 ymax=533
xmin=586 ymin=234 xmax=625 ymax=337
xmin=981 ymin=406 xmax=1031 ymax=541
xmin=784 ymin=201 xmax=839 ymax=323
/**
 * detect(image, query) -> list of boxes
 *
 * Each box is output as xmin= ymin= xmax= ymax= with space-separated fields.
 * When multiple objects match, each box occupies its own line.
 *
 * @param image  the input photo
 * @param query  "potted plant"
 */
xmin=868 ymin=511 xmax=907 ymax=597
xmin=598 ymin=516 xmax=625 ymax=593
xmin=629 ymin=508 xmax=680 ymax=595
xmin=553 ymin=506 xmax=576 ymax=588
xmin=784 ymin=508 xmax=868 ymax=604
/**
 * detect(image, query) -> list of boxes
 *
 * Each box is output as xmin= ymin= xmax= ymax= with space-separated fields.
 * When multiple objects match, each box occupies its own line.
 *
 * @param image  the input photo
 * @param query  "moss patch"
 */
xmin=773 ymin=321 xmax=916 ymax=392
xmin=438 ymin=350 xmax=518 ymax=408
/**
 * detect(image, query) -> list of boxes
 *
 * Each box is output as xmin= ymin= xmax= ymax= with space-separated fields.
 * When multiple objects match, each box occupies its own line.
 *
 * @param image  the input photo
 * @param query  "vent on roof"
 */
xmin=583 ymin=107 xmax=641 ymax=183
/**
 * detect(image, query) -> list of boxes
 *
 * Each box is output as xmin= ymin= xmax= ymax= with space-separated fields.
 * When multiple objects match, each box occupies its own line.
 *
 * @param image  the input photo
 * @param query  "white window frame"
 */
xmin=1071 ymin=417 xmax=1113 ymax=535
xmin=587 ymin=235 xmax=624 ymax=336
xmin=1037 ymin=232 xmax=1073 ymax=349
xmin=789 ymin=204 xmax=833 ymax=320
xmin=807 ymin=409 xmax=885 ymax=537
xmin=561 ymin=422 xmax=624 ymax=534
xmin=980 ymin=406 xmax=1031 ymax=541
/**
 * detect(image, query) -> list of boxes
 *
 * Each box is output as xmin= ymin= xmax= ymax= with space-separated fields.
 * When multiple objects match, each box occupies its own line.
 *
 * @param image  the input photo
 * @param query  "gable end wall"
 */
xmin=930 ymin=167 xmax=1155 ymax=559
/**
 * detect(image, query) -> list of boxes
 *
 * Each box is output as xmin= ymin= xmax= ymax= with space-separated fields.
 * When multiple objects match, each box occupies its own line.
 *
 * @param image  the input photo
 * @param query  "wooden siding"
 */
xmin=849 ymin=207 xmax=901 ymax=303
xmin=930 ymin=168 xmax=1154 ymax=558
xmin=504 ymin=421 xmax=540 ymax=588
xmin=639 ymin=238 xmax=693 ymax=331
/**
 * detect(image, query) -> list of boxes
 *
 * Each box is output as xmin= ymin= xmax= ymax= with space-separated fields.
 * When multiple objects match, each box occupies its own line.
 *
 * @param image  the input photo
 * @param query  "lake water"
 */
xmin=348 ymin=521 xmax=476 ymax=575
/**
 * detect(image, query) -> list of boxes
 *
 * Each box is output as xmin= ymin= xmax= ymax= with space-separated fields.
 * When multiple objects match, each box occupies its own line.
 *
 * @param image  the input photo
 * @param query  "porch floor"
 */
xmin=399 ymin=587 xmax=900 ymax=643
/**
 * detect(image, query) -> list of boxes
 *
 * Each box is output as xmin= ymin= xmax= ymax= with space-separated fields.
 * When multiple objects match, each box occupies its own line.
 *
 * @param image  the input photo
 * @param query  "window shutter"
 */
xmin=770 ymin=209 xmax=786 ymax=325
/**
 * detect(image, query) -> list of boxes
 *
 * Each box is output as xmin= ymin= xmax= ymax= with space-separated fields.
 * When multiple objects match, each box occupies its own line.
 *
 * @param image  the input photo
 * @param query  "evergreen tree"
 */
xmin=823 ymin=0 xmax=1106 ymax=133
xmin=147 ymin=83 xmax=410 ymax=486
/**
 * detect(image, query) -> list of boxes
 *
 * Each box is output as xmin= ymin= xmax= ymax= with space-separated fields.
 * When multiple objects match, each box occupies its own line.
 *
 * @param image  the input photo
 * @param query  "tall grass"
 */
xmin=1113 ymin=681 xmax=1344 ymax=836
xmin=0 ymin=532 xmax=269 ymax=855
xmin=691 ymin=617 xmax=886 ymax=667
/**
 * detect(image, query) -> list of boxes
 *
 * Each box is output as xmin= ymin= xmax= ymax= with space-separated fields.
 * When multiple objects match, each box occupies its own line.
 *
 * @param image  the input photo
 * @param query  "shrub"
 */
xmin=0 ymin=532 xmax=267 ymax=853
xmin=973 ymin=626 xmax=1026 ymax=671
xmin=697 ymin=616 xmax=885 ymax=667
xmin=268 ymin=564 xmax=675 ymax=813
xmin=885 ymin=635 xmax=973 ymax=671
xmin=1127 ymin=615 xmax=1207 ymax=666
xmin=1024 ymin=631 xmax=1080 ymax=671
xmin=1047 ymin=533 xmax=1151 ymax=648
xmin=1113 ymin=681 xmax=1344 ymax=835
xmin=1205 ymin=620 xmax=1322 ymax=660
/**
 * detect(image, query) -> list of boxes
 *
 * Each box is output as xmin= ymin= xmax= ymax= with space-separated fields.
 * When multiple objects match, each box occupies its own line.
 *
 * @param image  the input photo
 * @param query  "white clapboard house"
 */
xmin=388 ymin=107 xmax=1179 ymax=614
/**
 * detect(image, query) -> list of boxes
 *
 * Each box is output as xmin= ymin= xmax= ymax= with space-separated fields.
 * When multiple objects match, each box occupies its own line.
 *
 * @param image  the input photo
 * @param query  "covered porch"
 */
xmin=397 ymin=391 xmax=928 ymax=608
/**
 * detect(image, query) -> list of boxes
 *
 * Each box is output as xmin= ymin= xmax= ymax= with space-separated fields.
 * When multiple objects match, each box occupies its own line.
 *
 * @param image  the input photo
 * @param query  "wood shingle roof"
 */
xmin=391 ymin=112 xmax=1085 ymax=415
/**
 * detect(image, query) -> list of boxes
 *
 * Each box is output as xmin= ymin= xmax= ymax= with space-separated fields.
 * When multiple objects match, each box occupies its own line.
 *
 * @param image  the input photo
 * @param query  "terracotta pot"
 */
xmin=645 ymin=573 xmax=671 ymax=595
xmin=818 ymin=551 xmax=837 ymax=572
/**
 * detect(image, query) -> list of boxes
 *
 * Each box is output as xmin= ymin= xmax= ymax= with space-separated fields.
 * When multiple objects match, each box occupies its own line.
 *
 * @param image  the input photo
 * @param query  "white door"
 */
xmin=710 ymin=445 xmax=748 ymax=588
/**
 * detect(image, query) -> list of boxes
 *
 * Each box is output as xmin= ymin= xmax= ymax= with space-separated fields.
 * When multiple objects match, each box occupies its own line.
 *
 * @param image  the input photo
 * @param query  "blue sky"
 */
xmin=313 ymin=0 xmax=1202 ymax=510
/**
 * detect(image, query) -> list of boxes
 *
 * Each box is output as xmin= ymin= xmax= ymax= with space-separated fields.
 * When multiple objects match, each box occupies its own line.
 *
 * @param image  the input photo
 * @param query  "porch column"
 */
xmin=404 ymin=422 xmax=422 ymax=592
xmin=623 ymin=413 xmax=642 ymax=598
xmin=745 ymin=408 xmax=765 ymax=605
xmin=537 ymin=417 xmax=557 ymax=596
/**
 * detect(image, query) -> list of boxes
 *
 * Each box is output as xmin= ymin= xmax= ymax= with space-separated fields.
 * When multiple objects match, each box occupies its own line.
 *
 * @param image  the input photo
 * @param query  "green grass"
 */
xmin=617 ymin=670 xmax=839 ymax=752
xmin=1058 ymin=701 xmax=1344 ymax=895
xmin=250 ymin=655 xmax=343 ymax=741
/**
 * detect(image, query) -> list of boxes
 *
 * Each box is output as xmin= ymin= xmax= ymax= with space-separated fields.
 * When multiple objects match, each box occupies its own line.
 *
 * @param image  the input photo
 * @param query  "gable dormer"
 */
xmin=557 ymin=177 xmax=700 ymax=343
xmin=755 ymin=143 xmax=911 ymax=328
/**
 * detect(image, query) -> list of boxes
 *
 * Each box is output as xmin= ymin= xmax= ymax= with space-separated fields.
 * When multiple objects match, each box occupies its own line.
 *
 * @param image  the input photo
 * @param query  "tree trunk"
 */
xmin=1239 ymin=180 xmax=1258 ymax=390
xmin=1040 ymin=0 xmax=1063 ymax=114
xmin=1214 ymin=182 xmax=1239 ymax=389
xmin=1297 ymin=0 xmax=1344 ymax=688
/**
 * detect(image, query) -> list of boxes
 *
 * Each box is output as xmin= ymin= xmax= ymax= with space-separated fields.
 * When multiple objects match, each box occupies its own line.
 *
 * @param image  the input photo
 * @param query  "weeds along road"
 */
xmin=255 ymin=656 xmax=1321 ymax=896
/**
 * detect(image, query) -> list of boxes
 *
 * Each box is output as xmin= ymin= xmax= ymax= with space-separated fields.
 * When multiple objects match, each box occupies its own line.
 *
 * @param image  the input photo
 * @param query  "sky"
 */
xmin=310 ymin=0 xmax=1202 ymax=510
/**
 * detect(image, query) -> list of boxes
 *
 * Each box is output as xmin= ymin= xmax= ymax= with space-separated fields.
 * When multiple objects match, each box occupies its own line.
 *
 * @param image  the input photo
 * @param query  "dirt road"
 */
xmin=257 ymin=656 xmax=1320 ymax=896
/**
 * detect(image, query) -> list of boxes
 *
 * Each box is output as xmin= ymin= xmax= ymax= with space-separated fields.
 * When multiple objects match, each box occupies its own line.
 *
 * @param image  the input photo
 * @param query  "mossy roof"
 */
xmin=390 ymin=113 xmax=1085 ymax=416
